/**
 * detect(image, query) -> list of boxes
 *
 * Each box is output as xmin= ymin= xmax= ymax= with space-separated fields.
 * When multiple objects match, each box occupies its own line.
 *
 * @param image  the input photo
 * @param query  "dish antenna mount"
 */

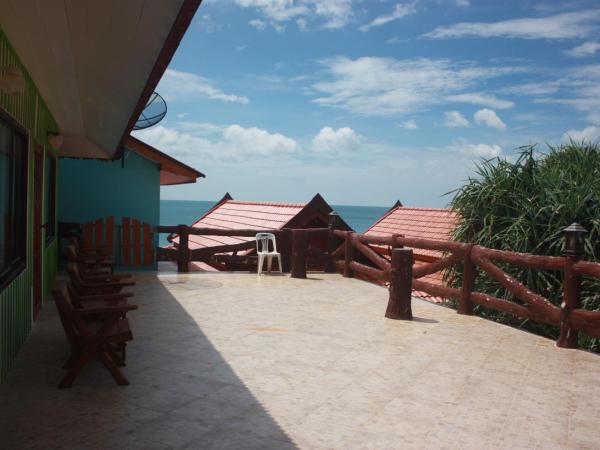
xmin=134 ymin=91 xmax=167 ymax=130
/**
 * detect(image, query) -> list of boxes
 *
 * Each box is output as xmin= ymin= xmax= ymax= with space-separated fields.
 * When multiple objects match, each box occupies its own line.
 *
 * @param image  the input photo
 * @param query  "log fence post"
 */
xmin=557 ymin=223 xmax=587 ymax=348
xmin=177 ymin=225 xmax=190 ymax=273
xmin=325 ymin=211 xmax=339 ymax=273
xmin=458 ymin=244 xmax=476 ymax=315
xmin=385 ymin=248 xmax=413 ymax=320
xmin=291 ymin=229 xmax=307 ymax=279
xmin=280 ymin=228 xmax=292 ymax=273
xmin=343 ymin=232 xmax=355 ymax=278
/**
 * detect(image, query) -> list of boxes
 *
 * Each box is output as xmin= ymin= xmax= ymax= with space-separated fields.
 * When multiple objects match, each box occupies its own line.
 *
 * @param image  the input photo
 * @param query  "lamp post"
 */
xmin=563 ymin=222 xmax=587 ymax=259
xmin=557 ymin=222 xmax=587 ymax=348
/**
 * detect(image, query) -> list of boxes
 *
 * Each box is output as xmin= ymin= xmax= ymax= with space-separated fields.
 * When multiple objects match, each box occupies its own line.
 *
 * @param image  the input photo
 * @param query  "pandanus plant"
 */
xmin=446 ymin=141 xmax=600 ymax=351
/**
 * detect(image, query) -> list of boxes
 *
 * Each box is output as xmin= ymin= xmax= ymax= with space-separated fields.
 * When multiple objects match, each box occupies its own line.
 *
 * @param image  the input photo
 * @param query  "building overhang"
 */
xmin=126 ymin=135 xmax=204 ymax=186
xmin=0 ymin=0 xmax=201 ymax=159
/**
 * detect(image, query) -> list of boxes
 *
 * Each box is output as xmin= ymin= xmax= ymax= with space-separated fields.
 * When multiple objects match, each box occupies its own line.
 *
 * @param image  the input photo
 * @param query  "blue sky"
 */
xmin=133 ymin=0 xmax=600 ymax=207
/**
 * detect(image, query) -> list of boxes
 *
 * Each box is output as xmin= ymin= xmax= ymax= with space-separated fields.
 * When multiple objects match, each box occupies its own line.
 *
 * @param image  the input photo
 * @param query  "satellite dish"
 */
xmin=134 ymin=91 xmax=167 ymax=130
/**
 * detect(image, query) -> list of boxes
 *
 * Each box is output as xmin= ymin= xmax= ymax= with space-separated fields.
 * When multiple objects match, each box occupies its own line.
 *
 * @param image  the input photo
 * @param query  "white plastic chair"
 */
xmin=256 ymin=233 xmax=282 ymax=275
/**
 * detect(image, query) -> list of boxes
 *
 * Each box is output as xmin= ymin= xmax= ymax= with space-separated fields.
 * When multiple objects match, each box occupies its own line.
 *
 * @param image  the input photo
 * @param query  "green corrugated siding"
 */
xmin=0 ymin=28 xmax=59 ymax=382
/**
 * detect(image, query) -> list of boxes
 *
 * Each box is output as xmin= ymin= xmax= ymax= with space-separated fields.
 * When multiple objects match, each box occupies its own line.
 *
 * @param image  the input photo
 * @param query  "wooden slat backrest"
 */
xmin=83 ymin=222 xmax=94 ymax=248
xmin=122 ymin=217 xmax=131 ymax=265
xmin=95 ymin=218 xmax=103 ymax=246
xmin=143 ymin=223 xmax=153 ymax=266
xmin=132 ymin=219 xmax=141 ymax=266
xmin=106 ymin=216 xmax=115 ymax=249
xmin=51 ymin=282 xmax=81 ymax=350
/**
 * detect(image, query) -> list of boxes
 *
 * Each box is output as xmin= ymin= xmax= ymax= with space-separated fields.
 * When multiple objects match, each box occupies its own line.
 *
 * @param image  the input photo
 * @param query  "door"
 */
xmin=33 ymin=144 xmax=43 ymax=320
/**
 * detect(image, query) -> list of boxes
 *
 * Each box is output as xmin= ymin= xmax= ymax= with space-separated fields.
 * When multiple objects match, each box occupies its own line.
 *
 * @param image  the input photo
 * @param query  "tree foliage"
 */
xmin=447 ymin=141 xmax=600 ymax=350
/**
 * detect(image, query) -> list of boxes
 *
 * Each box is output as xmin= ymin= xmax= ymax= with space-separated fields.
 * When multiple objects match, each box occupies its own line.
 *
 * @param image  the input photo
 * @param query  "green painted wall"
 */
xmin=0 ymin=29 xmax=60 ymax=382
xmin=59 ymin=150 xmax=160 ymax=269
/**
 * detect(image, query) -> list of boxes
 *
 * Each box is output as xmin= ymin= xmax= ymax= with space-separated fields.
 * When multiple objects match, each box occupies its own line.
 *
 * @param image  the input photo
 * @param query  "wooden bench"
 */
xmin=52 ymin=282 xmax=138 ymax=388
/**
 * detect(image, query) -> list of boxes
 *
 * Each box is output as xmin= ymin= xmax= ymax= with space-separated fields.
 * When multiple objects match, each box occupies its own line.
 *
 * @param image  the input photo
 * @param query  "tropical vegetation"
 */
xmin=447 ymin=141 xmax=600 ymax=351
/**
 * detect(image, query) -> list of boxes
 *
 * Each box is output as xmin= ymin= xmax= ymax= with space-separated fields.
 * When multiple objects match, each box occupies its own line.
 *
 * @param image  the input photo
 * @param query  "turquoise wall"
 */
xmin=59 ymin=149 xmax=160 ymax=226
xmin=59 ymin=149 xmax=160 ymax=270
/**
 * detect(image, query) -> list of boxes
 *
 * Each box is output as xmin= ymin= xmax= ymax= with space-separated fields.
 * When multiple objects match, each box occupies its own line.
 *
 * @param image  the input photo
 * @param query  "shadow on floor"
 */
xmin=0 ymin=273 xmax=297 ymax=449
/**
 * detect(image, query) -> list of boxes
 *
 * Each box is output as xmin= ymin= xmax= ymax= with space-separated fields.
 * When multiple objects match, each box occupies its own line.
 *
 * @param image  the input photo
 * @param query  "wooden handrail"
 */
xmin=156 ymin=221 xmax=600 ymax=348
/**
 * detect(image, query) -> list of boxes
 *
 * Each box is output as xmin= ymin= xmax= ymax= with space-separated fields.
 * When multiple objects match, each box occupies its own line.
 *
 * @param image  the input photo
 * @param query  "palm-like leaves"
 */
xmin=447 ymin=142 xmax=600 ymax=350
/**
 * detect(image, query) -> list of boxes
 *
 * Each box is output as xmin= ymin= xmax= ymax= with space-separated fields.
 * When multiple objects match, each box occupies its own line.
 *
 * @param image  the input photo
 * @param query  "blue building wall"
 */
xmin=58 ymin=149 xmax=160 ymax=269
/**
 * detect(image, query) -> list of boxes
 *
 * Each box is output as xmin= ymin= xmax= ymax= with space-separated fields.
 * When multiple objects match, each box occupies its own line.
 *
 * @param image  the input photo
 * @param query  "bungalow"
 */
xmin=364 ymin=201 xmax=459 ymax=302
xmin=169 ymin=193 xmax=352 ymax=271
xmin=0 ymin=0 xmax=201 ymax=382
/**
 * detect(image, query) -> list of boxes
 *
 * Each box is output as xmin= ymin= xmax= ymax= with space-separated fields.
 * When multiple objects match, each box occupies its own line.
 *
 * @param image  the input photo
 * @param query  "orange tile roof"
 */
xmin=364 ymin=206 xmax=459 ymax=259
xmin=172 ymin=199 xmax=306 ymax=251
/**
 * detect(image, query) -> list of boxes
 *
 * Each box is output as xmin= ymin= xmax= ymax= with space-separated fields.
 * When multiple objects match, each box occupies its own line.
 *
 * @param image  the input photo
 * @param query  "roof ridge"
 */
xmin=395 ymin=206 xmax=455 ymax=213
xmin=226 ymin=200 xmax=306 ymax=208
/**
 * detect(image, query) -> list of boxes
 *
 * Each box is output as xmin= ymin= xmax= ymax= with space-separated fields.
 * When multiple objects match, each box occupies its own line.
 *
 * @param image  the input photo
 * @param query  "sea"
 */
xmin=159 ymin=199 xmax=389 ymax=246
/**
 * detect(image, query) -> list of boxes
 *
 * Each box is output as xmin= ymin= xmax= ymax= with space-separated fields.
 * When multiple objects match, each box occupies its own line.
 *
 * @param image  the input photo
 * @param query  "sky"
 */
xmin=133 ymin=0 xmax=600 ymax=208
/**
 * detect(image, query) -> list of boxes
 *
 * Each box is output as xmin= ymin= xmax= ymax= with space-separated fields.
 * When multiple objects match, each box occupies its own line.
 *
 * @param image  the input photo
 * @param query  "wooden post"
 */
xmin=177 ymin=225 xmax=190 ymax=273
xmin=291 ymin=229 xmax=307 ymax=279
xmin=458 ymin=244 xmax=476 ymax=315
xmin=385 ymin=248 xmax=413 ymax=320
xmin=280 ymin=228 xmax=292 ymax=273
xmin=343 ymin=232 xmax=355 ymax=278
xmin=325 ymin=211 xmax=339 ymax=273
xmin=557 ymin=223 xmax=587 ymax=348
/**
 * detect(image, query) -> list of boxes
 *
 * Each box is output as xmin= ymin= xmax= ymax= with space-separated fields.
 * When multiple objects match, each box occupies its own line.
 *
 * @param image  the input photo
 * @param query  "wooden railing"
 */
xmin=330 ymin=223 xmax=600 ymax=349
xmin=156 ymin=217 xmax=600 ymax=350
xmin=155 ymin=225 xmax=331 ymax=274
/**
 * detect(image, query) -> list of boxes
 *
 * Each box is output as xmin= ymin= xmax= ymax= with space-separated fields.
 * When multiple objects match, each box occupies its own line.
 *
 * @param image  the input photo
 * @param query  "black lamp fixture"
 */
xmin=563 ymin=222 xmax=587 ymax=258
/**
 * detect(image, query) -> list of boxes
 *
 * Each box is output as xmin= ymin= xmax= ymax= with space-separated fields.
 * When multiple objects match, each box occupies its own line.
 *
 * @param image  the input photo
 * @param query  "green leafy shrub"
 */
xmin=446 ymin=141 xmax=600 ymax=350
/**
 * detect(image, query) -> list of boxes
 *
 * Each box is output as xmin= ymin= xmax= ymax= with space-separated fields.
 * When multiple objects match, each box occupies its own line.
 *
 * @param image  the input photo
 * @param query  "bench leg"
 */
xmin=99 ymin=348 xmax=129 ymax=385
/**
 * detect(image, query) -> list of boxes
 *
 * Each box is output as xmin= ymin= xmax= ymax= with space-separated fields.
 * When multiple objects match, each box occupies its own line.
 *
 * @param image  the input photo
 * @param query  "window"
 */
xmin=0 ymin=112 xmax=28 ymax=288
xmin=45 ymin=153 xmax=56 ymax=244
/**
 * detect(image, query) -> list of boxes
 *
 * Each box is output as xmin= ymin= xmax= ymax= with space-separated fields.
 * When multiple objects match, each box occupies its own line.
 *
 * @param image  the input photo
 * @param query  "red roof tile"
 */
xmin=172 ymin=199 xmax=306 ymax=251
xmin=364 ymin=206 xmax=459 ymax=259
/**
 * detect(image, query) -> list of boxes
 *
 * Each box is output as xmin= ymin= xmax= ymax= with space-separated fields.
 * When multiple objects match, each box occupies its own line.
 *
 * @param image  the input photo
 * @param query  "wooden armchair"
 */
xmin=67 ymin=243 xmax=115 ymax=275
xmin=67 ymin=262 xmax=134 ymax=296
xmin=52 ymin=282 xmax=138 ymax=388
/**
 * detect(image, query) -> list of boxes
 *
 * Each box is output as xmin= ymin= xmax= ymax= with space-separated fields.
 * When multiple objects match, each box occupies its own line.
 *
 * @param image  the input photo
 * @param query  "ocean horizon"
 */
xmin=159 ymin=199 xmax=389 ymax=246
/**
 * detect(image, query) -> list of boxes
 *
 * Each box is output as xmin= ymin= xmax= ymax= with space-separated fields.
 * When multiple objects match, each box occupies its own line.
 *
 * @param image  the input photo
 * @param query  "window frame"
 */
xmin=0 ymin=108 xmax=29 ymax=292
xmin=45 ymin=152 xmax=57 ymax=246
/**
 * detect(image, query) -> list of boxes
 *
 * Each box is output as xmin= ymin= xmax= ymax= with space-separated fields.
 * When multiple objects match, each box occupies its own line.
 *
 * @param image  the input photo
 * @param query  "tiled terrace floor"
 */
xmin=2 ymin=271 xmax=600 ymax=449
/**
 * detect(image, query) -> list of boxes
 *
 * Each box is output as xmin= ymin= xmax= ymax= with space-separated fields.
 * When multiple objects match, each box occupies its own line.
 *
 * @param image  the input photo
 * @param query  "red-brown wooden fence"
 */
xmin=81 ymin=216 xmax=154 ymax=267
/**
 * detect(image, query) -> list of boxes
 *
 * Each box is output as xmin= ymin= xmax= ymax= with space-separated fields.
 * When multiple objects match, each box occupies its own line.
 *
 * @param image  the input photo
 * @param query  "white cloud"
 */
xmin=564 ymin=41 xmax=600 ymax=58
xmin=237 ymin=0 xmax=354 ymax=31
xmin=236 ymin=45 xmax=248 ymax=52
xmin=159 ymin=69 xmax=249 ymax=104
xmin=445 ymin=93 xmax=514 ymax=109
xmin=133 ymin=123 xmax=298 ymax=162
xmin=452 ymin=139 xmax=502 ymax=158
xmin=500 ymin=81 xmax=561 ymax=96
xmin=562 ymin=126 xmax=600 ymax=142
xmin=400 ymin=119 xmax=418 ymax=130
xmin=424 ymin=10 xmax=600 ymax=40
xmin=249 ymin=19 xmax=267 ymax=30
xmin=474 ymin=108 xmax=507 ymax=130
xmin=311 ymin=126 xmax=361 ymax=156
xmin=311 ymin=0 xmax=354 ymax=29
xmin=312 ymin=56 xmax=517 ymax=116
xmin=443 ymin=111 xmax=470 ymax=128
xmin=359 ymin=3 xmax=417 ymax=32
xmin=454 ymin=0 xmax=469 ymax=6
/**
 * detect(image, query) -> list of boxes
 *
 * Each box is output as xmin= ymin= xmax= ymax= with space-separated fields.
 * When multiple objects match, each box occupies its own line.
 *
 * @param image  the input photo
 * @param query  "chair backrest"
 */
xmin=66 ymin=262 xmax=87 ymax=296
xmin=51 ymin=282 xmax=82 ymax=349
xmin=256 ymin=233 xmax=277 ymax=253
